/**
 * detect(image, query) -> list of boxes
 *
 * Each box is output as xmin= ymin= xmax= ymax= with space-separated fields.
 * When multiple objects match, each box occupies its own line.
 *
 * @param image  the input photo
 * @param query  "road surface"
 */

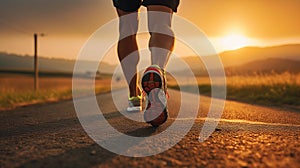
xmin=1 ymin=89 xmax=299 ymax=168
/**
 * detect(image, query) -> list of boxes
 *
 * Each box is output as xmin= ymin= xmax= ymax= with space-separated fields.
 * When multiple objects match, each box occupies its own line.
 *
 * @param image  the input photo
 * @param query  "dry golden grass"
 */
xmin=0 ymin=74 xmax=111 ymax=92
xmin=225 ymin=72 xmax=300 ymax=87
xmin=224 ymin=72 xmax=300 ymax=105
xmin=168 ymin=72 xmax=300 ymax=106
xmin=2 ymin=71 xmax=300 ymax=110
xmin=0 ymin=74 xmax=112 ymax=110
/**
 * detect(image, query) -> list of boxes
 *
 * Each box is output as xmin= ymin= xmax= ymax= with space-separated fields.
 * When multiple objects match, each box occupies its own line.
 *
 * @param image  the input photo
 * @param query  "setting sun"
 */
xmin=219 ymin=33 xmax=252 ymax=51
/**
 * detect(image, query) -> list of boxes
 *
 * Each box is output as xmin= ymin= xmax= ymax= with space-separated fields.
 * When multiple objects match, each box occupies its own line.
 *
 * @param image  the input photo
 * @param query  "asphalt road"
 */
xmin=1 ymin=89 xmax=299 ymax=168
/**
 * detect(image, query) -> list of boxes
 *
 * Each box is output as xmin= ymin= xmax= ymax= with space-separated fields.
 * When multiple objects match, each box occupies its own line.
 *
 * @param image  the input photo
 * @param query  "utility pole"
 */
xmin=33 ymin=33 xmax=45 ymax=91
xmin=34 ymin=33 xmax=38 ymax=91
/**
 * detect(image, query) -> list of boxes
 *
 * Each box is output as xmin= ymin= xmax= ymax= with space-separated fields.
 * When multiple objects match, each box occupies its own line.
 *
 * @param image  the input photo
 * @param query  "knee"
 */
xmin=149 ymin=23 xmax=174 ymax=37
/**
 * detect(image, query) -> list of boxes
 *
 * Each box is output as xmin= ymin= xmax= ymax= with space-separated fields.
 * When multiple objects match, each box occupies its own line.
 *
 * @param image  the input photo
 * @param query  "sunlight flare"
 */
xmin=220 ymin=33 xmax=251 ymax=50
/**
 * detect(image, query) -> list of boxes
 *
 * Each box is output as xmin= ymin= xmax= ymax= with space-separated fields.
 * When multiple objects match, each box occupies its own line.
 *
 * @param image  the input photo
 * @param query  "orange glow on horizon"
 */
xmin=218 ymin=33 xmax=253 ymax=51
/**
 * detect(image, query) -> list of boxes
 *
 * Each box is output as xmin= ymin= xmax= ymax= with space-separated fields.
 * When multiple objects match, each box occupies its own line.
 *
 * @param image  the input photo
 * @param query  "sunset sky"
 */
xmin=0 ymin=0 xmax=299 ymax=62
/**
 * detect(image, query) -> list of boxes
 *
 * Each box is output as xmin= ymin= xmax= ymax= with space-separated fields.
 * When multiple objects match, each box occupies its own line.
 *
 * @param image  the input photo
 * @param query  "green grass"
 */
xmin=0 ymin=86 xmax=111 ymax=110
xmin=0 ymin=89 xmax=72 ymax=110
xmin=227 ymin=83 xmax=300 ymax=105
xmin=169 ymin=72 xmax=300 ymax=106
xmin=0 ymin=72 xmax=113 ymax=110
xmin=170 ymin=83 xmax=300 ymax=106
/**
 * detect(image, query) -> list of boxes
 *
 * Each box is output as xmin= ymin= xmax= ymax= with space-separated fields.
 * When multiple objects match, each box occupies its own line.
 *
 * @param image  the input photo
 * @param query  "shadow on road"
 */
xmin=18 ymin=124 xmax=161 ymax=167
xmin=20 ymin=143 xmax=117 ymax=168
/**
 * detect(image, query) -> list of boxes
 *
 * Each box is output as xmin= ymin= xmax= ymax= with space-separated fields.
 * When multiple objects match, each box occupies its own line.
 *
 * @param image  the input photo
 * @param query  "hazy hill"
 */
xmin=0 ymin=52 xmax=115 ymax=74
xmin=226 ymin=58 xmax=300 ymax=75
xmin=220 ymin=44 xmax=300 ymax=67
xmin=178 ymin=44 xmax=300 ymax=69
xmin=175 ymin=44 xmax=300 ymax=76
xmin=1 ymin=44 xmax=299 ymax=76
xmin=175 ymin=57 xmax=300 ymax=76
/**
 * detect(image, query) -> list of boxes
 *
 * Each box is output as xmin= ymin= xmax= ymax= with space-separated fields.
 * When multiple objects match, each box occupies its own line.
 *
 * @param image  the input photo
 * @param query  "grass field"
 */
xmin=0 ymin=73 xmax=112 ymax=110
xmin=169 ymin=72 xmax=300 ymax=106
xmin=1 ymin=71 xmax=300 ymax=111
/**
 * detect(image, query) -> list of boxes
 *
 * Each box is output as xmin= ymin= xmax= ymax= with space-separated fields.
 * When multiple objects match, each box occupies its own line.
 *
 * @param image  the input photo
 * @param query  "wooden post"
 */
xmin=34 ymin=33 xmax=39 ymax=91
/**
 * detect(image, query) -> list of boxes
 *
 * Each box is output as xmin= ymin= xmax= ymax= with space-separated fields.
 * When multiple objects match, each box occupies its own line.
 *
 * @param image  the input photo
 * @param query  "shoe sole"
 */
xmin=142 ymin=70 xmax=168 ymax=127
xmin=127 ymin=106 xmax=141 ymax=112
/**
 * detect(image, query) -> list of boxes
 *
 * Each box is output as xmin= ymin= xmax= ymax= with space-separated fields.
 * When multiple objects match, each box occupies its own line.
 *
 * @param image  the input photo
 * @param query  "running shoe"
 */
xmin=141 ymin=65 xmax=168 ymax=127
xmin=127 ymin=95 xmax=142 ymax=112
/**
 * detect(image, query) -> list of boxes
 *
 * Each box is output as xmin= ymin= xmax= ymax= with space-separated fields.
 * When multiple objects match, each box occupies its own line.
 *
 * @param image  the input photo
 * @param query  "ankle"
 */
xmin=129 ymin=88 xmax=141 ymax=98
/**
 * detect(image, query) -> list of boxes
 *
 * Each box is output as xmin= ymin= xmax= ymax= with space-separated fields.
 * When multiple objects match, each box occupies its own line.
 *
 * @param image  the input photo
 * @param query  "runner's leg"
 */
xmin=116 ymin=9 xmax=140 ymax=97
xmin=147 ymin=5 xmax=175 ymax=69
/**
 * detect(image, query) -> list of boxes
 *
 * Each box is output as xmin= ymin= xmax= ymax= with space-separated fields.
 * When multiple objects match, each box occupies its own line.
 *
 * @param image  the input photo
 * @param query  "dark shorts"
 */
xmin=112 ymin=0 xmax=180 ymax=12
